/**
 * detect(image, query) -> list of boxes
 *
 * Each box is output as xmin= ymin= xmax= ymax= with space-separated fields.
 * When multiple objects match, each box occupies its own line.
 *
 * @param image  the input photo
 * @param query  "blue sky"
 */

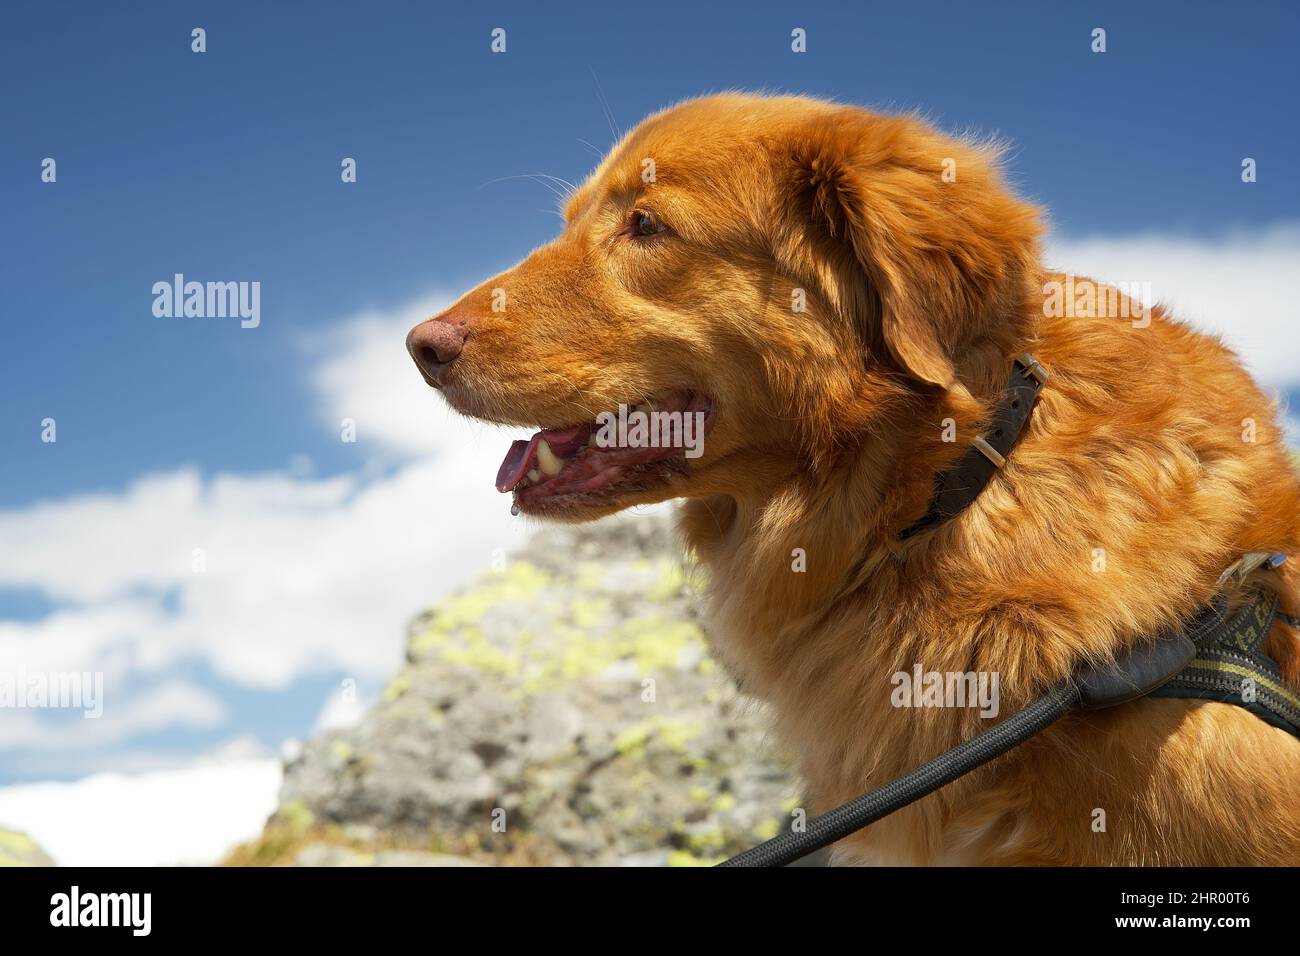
xmin=1 ymin=0 xmax=1298 ymax=789
xmin=4 ymin=0 xmax=1297 ymax=504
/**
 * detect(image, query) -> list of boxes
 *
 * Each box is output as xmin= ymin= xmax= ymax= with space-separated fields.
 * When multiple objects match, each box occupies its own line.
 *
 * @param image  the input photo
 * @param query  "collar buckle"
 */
xmin=1015 ymin=353 xmax=1050 ymax=385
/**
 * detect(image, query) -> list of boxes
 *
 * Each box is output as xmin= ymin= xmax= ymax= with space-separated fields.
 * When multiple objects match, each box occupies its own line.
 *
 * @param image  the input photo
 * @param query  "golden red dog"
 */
xmin=408 ymin=93 xmax=1300 ymax=865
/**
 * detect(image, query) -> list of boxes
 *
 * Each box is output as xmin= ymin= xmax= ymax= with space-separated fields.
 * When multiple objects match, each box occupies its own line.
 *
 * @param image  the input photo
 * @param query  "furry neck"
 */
xmin=674 ymin=350 xmax=1050 ymax=821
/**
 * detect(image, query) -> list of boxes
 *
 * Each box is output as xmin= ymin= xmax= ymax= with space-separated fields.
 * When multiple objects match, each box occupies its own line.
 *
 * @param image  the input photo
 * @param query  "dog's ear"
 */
xmin=780 ymin=110 xmax=1042 ymax=390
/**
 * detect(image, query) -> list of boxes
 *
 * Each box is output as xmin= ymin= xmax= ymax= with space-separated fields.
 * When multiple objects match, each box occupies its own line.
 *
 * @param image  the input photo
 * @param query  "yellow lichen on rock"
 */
xmin=250 ymin=515 xmax=801 ymax=867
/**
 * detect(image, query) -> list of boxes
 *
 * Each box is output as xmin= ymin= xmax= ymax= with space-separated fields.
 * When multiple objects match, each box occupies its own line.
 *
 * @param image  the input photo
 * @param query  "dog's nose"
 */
xmin=406 ymin=313 xmax=469 ymax=384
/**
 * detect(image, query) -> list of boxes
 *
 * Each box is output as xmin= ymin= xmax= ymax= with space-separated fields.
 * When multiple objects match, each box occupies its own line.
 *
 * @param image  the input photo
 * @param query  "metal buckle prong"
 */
xmin=1217 ymin=551 xmax=1288 ymax=588
xmin=1016 ymin=353 xmax=1050 ymax=385
xmin=972 ymin=436 xmax=1006 ymax=468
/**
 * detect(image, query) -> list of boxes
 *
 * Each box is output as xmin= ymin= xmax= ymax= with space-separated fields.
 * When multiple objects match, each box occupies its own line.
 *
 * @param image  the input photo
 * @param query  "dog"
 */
xmin=408 ymin=93 xmax=1300 ymax=865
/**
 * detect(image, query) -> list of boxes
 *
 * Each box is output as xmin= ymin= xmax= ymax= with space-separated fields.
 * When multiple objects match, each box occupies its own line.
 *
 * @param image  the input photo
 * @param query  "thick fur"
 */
xmin=423 ymin=93 xmax=1300 ymax=864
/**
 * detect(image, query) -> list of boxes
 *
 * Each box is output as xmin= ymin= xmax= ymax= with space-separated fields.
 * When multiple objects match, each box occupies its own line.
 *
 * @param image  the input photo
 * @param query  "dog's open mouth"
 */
xmin=495 ymin=390 xmax=715 ymax=512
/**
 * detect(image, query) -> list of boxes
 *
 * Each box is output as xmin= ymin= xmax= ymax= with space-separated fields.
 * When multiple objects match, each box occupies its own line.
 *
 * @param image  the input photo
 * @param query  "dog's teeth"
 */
xmin=527 ymin=468 xmax=541 ymax=482
xmin=537 ymin=439 xmax=565 ymax=476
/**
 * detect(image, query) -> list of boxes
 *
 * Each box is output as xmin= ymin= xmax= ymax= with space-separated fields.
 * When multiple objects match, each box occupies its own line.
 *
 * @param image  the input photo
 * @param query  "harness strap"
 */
xmin=1149 ymin=586 xmax=1300 ymax=737
xmin=720 ymin=584 xmax=1300 ymax=866
xmin=720 ymin=627 xmax=1199 ymax=867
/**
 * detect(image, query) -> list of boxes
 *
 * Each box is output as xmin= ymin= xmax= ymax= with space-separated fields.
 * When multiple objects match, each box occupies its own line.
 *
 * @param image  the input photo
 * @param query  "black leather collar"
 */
xmin=898 ymin=353 xmax=1048 ymax=540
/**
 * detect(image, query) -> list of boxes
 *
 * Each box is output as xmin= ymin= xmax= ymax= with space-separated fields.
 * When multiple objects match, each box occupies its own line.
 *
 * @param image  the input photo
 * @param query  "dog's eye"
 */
xmin=630 ymin=209 xmax=668 ymax=238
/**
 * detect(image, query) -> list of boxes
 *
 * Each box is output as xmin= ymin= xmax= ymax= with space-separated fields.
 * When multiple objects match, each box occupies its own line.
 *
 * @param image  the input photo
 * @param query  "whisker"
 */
xmin=577 ymin=138 xmax=605 ymax=160
xmin=589 ymin=67 xmax=622 ymax=144
xmin=479 ymin=172 xmax=570 ymax=203
xmin=529 ymin=172 xmax=578 ymax=194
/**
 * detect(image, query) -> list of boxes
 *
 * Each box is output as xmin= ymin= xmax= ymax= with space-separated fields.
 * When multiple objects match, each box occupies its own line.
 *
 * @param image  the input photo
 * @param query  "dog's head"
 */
xmin=408 ymin=94 xmax=1042 ymax=520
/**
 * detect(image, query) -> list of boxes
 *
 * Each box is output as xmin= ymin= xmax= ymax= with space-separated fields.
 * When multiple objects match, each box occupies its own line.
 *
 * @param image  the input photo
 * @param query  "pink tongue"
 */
xmin=494 ymin=423 xmax=594 ymax=493
xmin=495 ymin=436 xmax=539 ymax=493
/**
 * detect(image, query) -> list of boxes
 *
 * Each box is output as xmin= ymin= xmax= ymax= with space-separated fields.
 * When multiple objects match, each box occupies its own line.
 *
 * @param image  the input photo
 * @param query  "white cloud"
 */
xmin=1046 ymin=223 xmax=1300 ymax=388
xmin=305 ymin=298 xmax=499 ymax=459
xmin=0 ymin=295 xmax=531 ymax=693
xmin=0 ymin=295 xmax=534 ymax=862
xmin=0 ymin=748 xmax=280 ymax=866
xmin=0 ymin=599 xmax=166 ymax=686
xmin=0 ymin=461 xmax=523 ymax=688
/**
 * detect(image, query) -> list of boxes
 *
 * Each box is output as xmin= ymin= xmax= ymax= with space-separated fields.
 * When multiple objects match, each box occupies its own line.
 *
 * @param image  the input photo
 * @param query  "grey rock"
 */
xmin=271 ymin=511 xmax=800 ymax=866
xmin=294 ymin=844 xmax=484 ymax=867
